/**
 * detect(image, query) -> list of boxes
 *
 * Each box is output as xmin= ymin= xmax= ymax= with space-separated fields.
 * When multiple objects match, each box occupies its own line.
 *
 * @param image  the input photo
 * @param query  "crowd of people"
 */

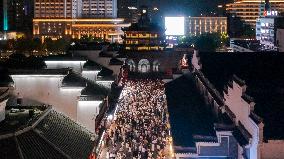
xmin=103 ymin=79 xmax=170 ymax=159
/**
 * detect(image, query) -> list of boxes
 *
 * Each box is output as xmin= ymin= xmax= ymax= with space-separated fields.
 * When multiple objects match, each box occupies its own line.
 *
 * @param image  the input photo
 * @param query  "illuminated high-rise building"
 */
xmin=226 ymin=0 xmax=284 ymax=27
xmin=34 ymin=0 xmax=82 ymax=18
xmin=33 ymin=0 xmax=129 ymax=42
xmin=82 ymin=0 xmax=117 ymax=18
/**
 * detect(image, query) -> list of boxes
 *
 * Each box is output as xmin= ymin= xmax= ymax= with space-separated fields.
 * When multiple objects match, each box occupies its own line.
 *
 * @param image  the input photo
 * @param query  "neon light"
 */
xmin=11 ymin=75 xmax=65 ymax=78
xmin=3 ymin=0 xmax=8 ymax=31
xmin=60 ymin=87 xmax=84 ymax=91
xmin=72 ymin=24 xmax=131 ymax=27
xmin=78 ymin=101 xmax=103 ymax=105
xmin=165 ymin=17 xmax=185 ymax=36
xmin=33 ymin=18 xmax=125 ymax=22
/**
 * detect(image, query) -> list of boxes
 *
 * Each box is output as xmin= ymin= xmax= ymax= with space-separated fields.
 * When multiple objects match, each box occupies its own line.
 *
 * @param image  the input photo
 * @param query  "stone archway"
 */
xmin=153 ymin=60 xmax=160 ymax=72
xmin=138 ymin=59 xmax=150 ymax=73
xmin=127 ymin=59 xmax=136 ymax=72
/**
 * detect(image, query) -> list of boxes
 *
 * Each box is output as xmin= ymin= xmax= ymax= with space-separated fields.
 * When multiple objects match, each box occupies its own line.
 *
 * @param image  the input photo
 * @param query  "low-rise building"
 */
xmin=166 ymin=75 xmax=238 ymax=159
xmin=256 ymin=16 xmax=284 ymax=51
xmin=229 ymin=38 xmax=262 ymax=52
xmin=122 ymin=7 xmax=165 ymax=51
xmin=33 ymin=18 xmax=130 ymax=43
xmin=187 ymin=17 xmax=227 ymax=36
xmin=190 ymin=51 xmax=284 ymax=159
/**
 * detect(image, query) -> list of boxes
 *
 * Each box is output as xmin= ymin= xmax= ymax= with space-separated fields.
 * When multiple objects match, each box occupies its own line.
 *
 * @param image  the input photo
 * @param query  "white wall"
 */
xmin=77 ymin=101 xmax=102 ymax=132
xmin=45 ymin=61 xmax=86 ymax=73
xmin=75 ymin=50 xmax=121 ymax=75
xmin=82 ymin=70 xmax=99 ymax=82
xmin=224 ymin=81 xmax=260 ymax=159
xmin=96 ymin=81 xmax=113 ymax=89
xmin=191 ymin=50 xmax=201 ymax=70
xmin=11 ymin=75 xmax=81 ymax=121
xmin=11 ymin=75 xmax=106 ymax=133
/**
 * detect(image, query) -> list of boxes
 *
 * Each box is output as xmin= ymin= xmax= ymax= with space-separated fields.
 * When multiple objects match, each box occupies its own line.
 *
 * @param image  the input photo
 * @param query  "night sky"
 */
xmin=138 ymin=0 xmax=234 ymax=16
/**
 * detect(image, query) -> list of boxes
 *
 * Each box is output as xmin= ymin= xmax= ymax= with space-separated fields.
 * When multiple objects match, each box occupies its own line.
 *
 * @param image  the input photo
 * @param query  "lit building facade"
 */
xmin=122 ymin=7 xmax=165 ymax=51
xmin=33 ymin=18 xmax=130 ymax=43
xmin=33 ymin=0 xmax=128 ymax=42
xmin=226 ymin=0 xmax=284 ymax=27
xmin=34 ymin=0 xmax=82 ymax=18
xmin=82 ymin=0 xmax=117 ymax=18
xmin=256 ymin=16 xmax=284 ymax=51
xmin=123 ymin=29 xmax=165 ymax=51
xmin=187 ymin=17 xmax=227 ymax=36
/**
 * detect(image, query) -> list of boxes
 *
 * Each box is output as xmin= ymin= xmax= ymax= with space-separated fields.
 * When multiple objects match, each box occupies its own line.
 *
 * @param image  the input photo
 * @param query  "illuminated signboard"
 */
xmin=264 ymin=10 xmax=278 ymax=17
xmin=165 ymin=17 xmax=185 ymax=36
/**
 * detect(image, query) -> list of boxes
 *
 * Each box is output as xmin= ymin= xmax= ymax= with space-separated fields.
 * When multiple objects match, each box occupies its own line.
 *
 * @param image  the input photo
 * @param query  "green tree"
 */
xmin=194 ymin=33 xmax=221 ymax=52
xmin=5 ymin=53 xmax=27 ymax=68
xmin=5 ymin=39 xmax=16 ymax=51
xmin=220 ymin=32 xmax=229 ymax=46
xmin=54 ymin=38 xmax=69 ymax=52
xmin=32 ymin=38 xmax=43 ymax=52
xmin=43 ymin=38 xmax=56 ymax=52
xmin=14 ymin=38 xmax=28 ymax=53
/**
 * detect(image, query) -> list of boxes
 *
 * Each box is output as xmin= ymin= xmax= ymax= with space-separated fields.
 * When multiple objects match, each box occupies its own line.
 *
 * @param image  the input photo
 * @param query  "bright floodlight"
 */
xmin=165 ymin=17 xmax=185 ymax=36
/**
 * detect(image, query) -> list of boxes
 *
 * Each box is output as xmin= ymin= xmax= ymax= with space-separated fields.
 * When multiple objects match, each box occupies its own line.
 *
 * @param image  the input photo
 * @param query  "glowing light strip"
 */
xmin=78 ymin=101 xmax=103 ymax=105
xmin=33 ymin=18 xmax=125 ymax=22
xmin=45 ymin=61 xmax=86 ymax=64
xmin=11 ymin=75 xmax=65 ymax=78
xmin=72 ymin=24 xmax=131 ymax=27
xmin=97 ymin=80 xmax=114 ymax=82
xmin=96 ymin=131 xmax=105 ymax=153
xmin=60 ymin=87 xmax=84 ymax=91
xmin=3 ymin=0 xmax=8 ymax=31
xmin=189 ymin=17 xmax=227 ymax=19
xmin=82 ymin=70 xmax=100 ymax=73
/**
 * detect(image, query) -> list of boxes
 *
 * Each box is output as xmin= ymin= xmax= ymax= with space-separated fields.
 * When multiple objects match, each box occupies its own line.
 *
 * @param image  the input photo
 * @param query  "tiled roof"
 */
xmin=62 ymin=72 xmax=87 ymax=87
xmin=83 ymin=60 xmax=102 ymax=71
xmin=0 ymin=107 xmax=95 ymax=159
xmin=0 ymin=68 xmax=13 ymax=87
xmin=9 ymin=68 xmax=70 ymax=75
